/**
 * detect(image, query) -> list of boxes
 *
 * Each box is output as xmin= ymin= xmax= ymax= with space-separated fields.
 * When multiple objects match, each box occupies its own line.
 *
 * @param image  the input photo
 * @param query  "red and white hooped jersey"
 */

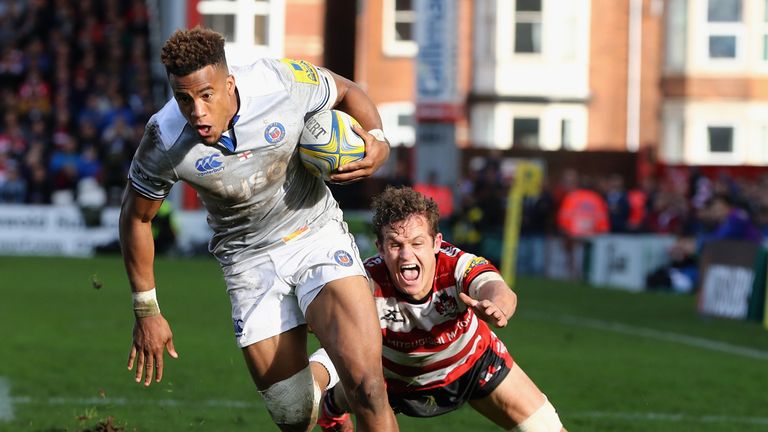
xmin=364 ymin=241 xmax=508 ymax=393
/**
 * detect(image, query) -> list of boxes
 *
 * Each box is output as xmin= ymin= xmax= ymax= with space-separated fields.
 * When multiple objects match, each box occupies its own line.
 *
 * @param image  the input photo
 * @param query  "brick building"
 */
xmin=176 ymin=0 xmax=768 ymax=166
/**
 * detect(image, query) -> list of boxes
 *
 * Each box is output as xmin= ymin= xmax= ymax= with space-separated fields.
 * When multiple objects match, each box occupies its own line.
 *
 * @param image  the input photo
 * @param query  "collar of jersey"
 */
xmin=218 ymin=88 xmax=242 ymax=152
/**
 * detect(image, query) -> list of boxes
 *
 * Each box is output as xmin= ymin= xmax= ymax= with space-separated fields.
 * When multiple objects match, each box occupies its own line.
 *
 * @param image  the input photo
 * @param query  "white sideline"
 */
xmin=0 ymin=377 xmax=13 ymax=421
xmin=571 ymin=411 xmax=768 ymax=426
xmin=10 ymin=396 xmax=259 ymax=409
xmin=4 ymin=394 xmax=768 ymax=426
xmin=523 ymin=311 xmax=768 ymax=361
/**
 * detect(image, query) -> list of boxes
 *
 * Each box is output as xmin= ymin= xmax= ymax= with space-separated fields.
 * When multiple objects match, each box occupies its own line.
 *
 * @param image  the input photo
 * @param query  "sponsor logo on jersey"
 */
xmin=334 ymin=250 xmax=354 ymax=267
xmin=434 ymin=291 xmax=459 ymax=318
xmin=233 ymin=318 xmax=245 ymax=337
xmin=281 ymin=58 xmax=319 ymax=85
xmin=441 ymin=245 xmax=460 ymax=257
xmin=264 ymin=122 xmax=286 ymax=144
xmin=381 ymin=307 xmax=405 ymax=323
xmin=463 ymin=256 xmax=490 ymax=279
xmin=195 ymin=153 xmax=224 ymax=176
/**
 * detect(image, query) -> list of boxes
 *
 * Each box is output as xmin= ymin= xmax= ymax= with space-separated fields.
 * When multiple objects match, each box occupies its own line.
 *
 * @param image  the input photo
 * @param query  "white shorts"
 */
xmin=225 ymin=219 xmax=367 ymax=348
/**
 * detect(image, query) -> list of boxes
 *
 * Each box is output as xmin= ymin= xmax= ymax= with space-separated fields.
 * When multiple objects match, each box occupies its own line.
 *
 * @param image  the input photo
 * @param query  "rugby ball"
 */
xmin=299 ymin=110 xmax=366 ymax=180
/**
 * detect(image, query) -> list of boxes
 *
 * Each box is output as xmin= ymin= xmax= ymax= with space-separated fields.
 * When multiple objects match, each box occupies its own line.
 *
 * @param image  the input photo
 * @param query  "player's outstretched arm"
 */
xmin=460 ymin=273 xmax=518 ymax=328
xmin=327 ymin=71 xmax=390 ymax=183
xmin=119 ymin=187 xmax=179 ymax=386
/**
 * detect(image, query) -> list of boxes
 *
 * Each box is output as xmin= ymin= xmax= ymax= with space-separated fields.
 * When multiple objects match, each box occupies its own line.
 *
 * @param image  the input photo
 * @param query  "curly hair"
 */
xmin=371 ymin=186 xmax=440 ymax=241
xmin=161 ymin=27 xmax=227 ymax=76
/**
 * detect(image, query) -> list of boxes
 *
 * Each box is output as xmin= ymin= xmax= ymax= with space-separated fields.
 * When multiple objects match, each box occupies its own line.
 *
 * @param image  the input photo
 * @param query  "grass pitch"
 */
xmin=1 ymin=255 xmax=767 ymax=431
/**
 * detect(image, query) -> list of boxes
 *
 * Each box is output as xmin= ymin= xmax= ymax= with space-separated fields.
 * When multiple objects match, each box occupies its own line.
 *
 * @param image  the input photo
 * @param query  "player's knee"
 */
xmin=508 ymin=396 xmax=563 ymax=432
xmin=342 ymin=370 xmax=388 ymax=412
xmin=259 ymin=365 xmax=322 ymax=432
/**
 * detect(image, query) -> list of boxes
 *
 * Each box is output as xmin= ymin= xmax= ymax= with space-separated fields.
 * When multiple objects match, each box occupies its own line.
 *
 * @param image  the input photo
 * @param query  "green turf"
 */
xmin=1 ymin=255 xmax=767 ymax=431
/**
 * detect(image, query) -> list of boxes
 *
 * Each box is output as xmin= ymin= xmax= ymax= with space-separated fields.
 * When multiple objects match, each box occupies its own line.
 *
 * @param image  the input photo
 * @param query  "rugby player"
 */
xmin=311 ymin=187 xmax=566 ymax=431
xmin=119 ymin=27 xmax=397 ymax=431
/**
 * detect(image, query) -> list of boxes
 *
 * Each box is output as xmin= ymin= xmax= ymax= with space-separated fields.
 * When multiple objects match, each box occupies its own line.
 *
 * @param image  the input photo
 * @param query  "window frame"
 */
xmin=196 ymin=0 xmax=279 ymax=53
xmin=702 ymin=0 xmax=744 ymax=62
xmin=383 ymin=0 xmax=417 ymax=57
xmin=513 ymin=0 xmax=543 ymax=55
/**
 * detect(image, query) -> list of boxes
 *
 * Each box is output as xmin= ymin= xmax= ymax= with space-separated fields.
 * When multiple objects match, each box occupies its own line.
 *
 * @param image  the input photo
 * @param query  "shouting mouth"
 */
xmin=400 ymin=264 xmax=420 ymax=282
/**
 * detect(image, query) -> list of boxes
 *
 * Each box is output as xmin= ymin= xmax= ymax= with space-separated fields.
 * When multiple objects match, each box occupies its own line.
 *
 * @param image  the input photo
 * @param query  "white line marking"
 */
xmin=523 ymin=311 xmax=768 ymax=360
xmin=10 ymin=396 xmax=259 ymax=409
xmin=7 ymin=395 xmax=768 ymax=426
xmin=0 ymin=377 xmax=13 ymax=421
xmin=570 ymin=411 xmax=768 ymax=426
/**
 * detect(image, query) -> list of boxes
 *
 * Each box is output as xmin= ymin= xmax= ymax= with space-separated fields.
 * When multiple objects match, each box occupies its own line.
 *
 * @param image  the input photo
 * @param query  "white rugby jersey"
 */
xmin=364 ymin=241 xmax=506 ymax=393
xmin=128 ymin=59 xmax=341 ymax=274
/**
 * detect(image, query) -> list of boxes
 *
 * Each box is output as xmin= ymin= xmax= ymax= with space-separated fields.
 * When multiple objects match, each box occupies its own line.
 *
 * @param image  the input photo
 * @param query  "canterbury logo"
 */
xmin=195 ymin=154 xmax=223 ymax=173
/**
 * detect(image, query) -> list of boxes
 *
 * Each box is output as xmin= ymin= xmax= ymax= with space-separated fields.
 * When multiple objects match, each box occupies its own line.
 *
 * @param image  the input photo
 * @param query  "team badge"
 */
xmin=334 ymin=250 xmax=353 ymax=267
xmin=434 ymin=292 xmax=459 ymax=318
xmin=264 ymin=122 xmax=286 ymax=144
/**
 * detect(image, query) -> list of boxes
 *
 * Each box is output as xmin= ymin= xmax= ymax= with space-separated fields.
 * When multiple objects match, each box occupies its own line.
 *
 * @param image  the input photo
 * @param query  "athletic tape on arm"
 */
xmin=468 ymin=272 xmax=505 ymax=299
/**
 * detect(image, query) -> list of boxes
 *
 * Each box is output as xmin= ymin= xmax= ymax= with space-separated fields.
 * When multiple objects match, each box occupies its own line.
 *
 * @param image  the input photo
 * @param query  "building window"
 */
xmin=198 ymin=0 xmax=272 ymax=47
xmin=708 ymin=126 xmax=734 ymax=153
xmin=378 ymin=102 xmax=415 ymax=147
xmin=394 ymin=0 xmax=415 ymax=42
xmin=763 ymin=0 xmax=768 ymax=60
xmin=513 ymin=117 xmax=540 ymax=148
xmin=383 ymin=0 xmax=417 ymax=57
xmin=254 ymin=14 xmax=268 ymax=46
xmin=203 ymin=14 xmax=236 ymax=42
xmin=561 ymin=118 xmax=573 ymax=150
xmin=709 ymin=35 xmax=736 ymax=58
xmin=708 ymin=0 xmax=741 ymax=22
xmin=515 ymin=0 xmax=542 ymax=54
xmin=706 ymin=0 xmax=742 ymax=60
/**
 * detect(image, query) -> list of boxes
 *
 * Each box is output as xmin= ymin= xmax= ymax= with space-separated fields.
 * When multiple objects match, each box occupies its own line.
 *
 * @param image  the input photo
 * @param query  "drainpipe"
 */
xmin=627 ymin=0 xmax=643 ymax=152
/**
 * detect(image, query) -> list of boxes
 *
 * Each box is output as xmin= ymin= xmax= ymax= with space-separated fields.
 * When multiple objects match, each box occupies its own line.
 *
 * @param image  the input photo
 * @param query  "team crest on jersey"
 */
xmin=463 ymin=256 xmax=490 ymax=278
xmin=434 ymin=292 xmax=459 ymax=318
xmin=195 ymin=153 xmax=224 ymax=176
xmin=264 ymin=122 xmax=286 ymax=144
xmin=280 ymin=59 xmax=319 ymax=85
xmin=334 ymin=250 xmax=354 ymax=267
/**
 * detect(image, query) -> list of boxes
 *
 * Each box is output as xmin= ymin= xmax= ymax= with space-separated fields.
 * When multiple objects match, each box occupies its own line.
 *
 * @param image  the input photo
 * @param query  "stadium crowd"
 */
xmin=0 ymin=0 xmax=154 ymax=207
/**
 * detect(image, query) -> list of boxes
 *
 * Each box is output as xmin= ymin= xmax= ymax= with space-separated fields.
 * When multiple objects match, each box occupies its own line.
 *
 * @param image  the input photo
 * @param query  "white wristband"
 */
xmin=133 ymin=288 xmax=161 ymax=317
xmin=367 ymin=128 xmax=387 ymax=142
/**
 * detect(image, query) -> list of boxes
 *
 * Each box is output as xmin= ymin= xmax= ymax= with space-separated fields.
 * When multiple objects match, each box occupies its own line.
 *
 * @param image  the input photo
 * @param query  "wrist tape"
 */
xmin=133 ymin=288 xmax=161 ymax=317
xmin=367 ymin=128 xmax=387 ymax=142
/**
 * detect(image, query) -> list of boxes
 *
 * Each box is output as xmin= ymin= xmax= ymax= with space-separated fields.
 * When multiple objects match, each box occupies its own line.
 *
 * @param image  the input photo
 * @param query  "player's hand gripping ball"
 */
xmin=299 ymin=110 xmax=366 ymax=181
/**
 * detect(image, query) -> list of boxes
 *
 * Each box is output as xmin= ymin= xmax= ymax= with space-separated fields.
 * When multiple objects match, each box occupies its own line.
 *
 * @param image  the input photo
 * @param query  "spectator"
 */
xmin=648 ymin=193 xmax=762 ymax=293
xmin=603 ymin=173 xmax=630 ymax=233
xmin=0 ymin=163 xmax=27 ymax=203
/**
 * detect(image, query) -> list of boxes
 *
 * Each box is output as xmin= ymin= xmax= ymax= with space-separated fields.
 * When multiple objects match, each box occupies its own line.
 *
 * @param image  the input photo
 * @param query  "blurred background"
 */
xmin=2 ymin=0 xmax=768 ymax=320
xmin=1 ymin=1 xmax=768 ymax=430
